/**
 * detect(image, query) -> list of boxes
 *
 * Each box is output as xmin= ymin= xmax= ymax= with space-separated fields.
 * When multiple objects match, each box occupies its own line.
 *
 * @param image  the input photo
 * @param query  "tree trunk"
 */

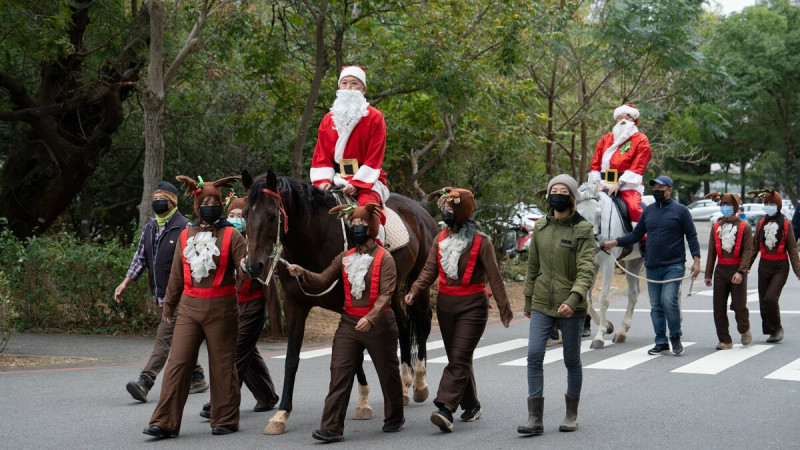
xmin=290 ymin=0 xmax=329 ymax=180
xmin=0 ymin=4 xmax=148 ymax=238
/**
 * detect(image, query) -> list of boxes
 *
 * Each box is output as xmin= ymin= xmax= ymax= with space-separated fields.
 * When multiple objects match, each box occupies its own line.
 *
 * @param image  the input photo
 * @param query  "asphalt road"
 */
xmin=3 ymin=220 xmax=800 ymax=449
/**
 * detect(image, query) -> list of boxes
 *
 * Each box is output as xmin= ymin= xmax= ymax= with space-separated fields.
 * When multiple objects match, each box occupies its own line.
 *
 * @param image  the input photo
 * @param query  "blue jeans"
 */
xmin=526 ymin=310 xmax=583 ymax=397
xmin=646 ymin=263 xmax=684 ymax=344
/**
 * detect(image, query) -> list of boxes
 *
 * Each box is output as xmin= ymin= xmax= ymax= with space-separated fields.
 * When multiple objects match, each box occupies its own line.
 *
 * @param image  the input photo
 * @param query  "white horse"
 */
xmin=576 ymin=182 xmax=652 ymax=349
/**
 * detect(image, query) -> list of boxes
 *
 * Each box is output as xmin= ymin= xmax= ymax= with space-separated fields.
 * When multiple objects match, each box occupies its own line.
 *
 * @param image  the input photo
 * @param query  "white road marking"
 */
xmin=585 ymin=343 xmax=696 ymax=370
xmin=500 ymin=339 xmax=614 ymax=367
xmin=765 ymin=357 xmax=800 ymax=381
xmin=672 ymin=344 xmax=772 ymax=375
xmin=427 ymin=338 xmax=529 ymax=364
xmin=273 ymin=347 xmax=332 ymax=360
xmin=364 ymin=339 xmax=447 ymax=361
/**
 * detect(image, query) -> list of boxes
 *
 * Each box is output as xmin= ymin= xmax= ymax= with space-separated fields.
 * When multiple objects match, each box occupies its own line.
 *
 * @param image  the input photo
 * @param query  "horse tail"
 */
xmin=408 ymin=298 xmax=419 ymax=369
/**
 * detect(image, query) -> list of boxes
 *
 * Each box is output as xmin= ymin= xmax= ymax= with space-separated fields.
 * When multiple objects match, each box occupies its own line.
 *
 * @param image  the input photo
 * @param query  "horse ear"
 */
xmin=242 ymin=169 xmax=253 ymax=191
xmin=175 ymin=175 xmax=198 ymax=196
xmin=266 ymin=170 xmax=278 ymax=190
xmin=213 ymin=175 xmax=241 ymax=189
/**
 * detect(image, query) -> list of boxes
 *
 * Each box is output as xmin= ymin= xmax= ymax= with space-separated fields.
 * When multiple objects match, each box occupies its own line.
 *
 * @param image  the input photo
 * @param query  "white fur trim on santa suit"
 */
xmin=338 ymin=66 xmax=367 ymax=87
xmin=310 ymin=166 xmax=335 ymax=183
xmin=353 ymin=164 xmax=381 ymax=185
xmin=333 ymin=175 xmax=390 ymax=204
xmin=613 ymin=104 xmax=640 ymax=121
xmin=618 ymin=170 xmax=643 ymax=188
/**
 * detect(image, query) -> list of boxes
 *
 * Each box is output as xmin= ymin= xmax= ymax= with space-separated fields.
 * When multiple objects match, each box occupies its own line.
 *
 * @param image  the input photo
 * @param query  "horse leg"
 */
xmin=615 ymin=258 xmax=642 ymax=343
xmin=353 ymin=354 xmax=373 ymax=419
xmin=412 ymin=290 xmax=431 ymax=403
xmin=591 ymin=258 xmax=615 ymax=349
xmin=264 ymin=301 xmax=309 ymax=435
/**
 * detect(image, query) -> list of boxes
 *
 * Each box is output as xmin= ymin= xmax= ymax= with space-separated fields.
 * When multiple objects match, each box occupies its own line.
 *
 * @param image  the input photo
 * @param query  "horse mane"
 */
xmin=248 ymin=173 xmax=337 ymax=220
xmin=578 ymin=181 xmax=599 ymax=201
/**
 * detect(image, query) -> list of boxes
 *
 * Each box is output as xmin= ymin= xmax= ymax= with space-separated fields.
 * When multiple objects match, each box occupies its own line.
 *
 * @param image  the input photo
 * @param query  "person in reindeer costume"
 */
xmin=747 ymin=188 xmax=800 ymax=343
xmin=405 ymin=187 xmax=513 ymax=433
xmin=285 ymin=203 xmax=404 ymax=443
xmin=198 ymin=194 xmax=280 ymax=420
xmin=310 ymin=65 xmax=388 ymax=244
xmin=143 ymin=175 xmax=247 ymax=438
xmin=703 ymin=192 xmax=756 ymax=350
xmin=588 ymin=104 xmax=652 ymax=223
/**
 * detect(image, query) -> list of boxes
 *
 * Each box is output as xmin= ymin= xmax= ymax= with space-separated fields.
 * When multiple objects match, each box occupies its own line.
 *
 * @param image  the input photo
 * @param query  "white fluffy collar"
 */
xmin=764 ymin=222 xmax=779 ymax=250
xmin=718 ymin=222 xmax=737 ymax=254
xmin=439 ymin=233 xmax=471 ymax=280
xmin=343 ymin=251 xmax=374 ymax=300
xmin=183 ymin=231 xmax=219 ymax=283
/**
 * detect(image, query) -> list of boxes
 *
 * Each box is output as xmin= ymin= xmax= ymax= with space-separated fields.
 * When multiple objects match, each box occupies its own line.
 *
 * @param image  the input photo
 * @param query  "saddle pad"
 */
xmin=384 ymin=207 xmax=410 ymax=252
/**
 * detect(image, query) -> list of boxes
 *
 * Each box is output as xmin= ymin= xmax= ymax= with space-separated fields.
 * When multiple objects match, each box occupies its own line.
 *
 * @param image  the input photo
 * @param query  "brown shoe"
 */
xmin=741 ymin=330 xmax=752 ymax=346
xmin=716 ymin=342 xmax=733 ymax=350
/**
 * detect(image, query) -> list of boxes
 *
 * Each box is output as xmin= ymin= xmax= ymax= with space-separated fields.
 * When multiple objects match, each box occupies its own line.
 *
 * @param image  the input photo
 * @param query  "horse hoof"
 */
xmin=263 ymin=410 xmax=290 ymax=435
xmin=546 ymin=339 xmax=553 ymax=348
xmin=612 ymin=333 xmax=627 ymax=343
xmin=402 ymin=393 xmax=410 ymax=406
xmin=413 ymin=386 xmax=429 ymax=403
xmin=590 ymin=339 xmax=604 ymax=350
xmin=604 ymin=321 xmax=615 ymax=335
xmin=353 ymin=406 xmax=373 ymax=420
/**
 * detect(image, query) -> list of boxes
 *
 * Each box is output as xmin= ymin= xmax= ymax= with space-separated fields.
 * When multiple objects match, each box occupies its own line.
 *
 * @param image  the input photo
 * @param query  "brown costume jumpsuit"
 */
xmin=148 ymin=224 xmax=247 ymax=434
xmin=409 ymin=230 xmax=513 ymax=412
xmin=748 ymin=217 xmax=800 ymax=335
xmin=705 ymin=217 xmax=755 ymax=344
xmin=298 ymin=242 xmax=403 ymax=435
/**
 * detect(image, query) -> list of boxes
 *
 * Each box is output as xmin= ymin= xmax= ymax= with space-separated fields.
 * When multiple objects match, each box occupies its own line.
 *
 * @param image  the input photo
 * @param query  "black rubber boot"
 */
xmin=517 ymin=396 xmax=544 ymax=435
xmin=559 ymin=394 xmax=579 ymax=432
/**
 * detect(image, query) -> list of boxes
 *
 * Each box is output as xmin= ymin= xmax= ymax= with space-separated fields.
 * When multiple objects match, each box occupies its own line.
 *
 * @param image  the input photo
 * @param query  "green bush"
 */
xmin=0 ymin=219 xmax=157 ymax=333
xmin=0 ymin=271 xmax=17 ymax=352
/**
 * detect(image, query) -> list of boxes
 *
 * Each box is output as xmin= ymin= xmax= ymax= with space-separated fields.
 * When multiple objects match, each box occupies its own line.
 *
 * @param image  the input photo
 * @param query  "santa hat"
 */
xmin=338 ymin=66 xmax=366 ymax=87
xmin=176 ymin=175 xmax=241 ymax=220
xmin=705 ymin=192 xmax=742 ymax=206
xmin=748 ymin=188 xmax=782 ymax=212
xmin=224 ymin=193 xmax=246 ymax=215
xmin=427 ymin=187 xmax=475 ymax=226
xmin=330 ymin=203 xmax=382 ymax=240
xmin=613 ymin=104 xmax=640 ymax=125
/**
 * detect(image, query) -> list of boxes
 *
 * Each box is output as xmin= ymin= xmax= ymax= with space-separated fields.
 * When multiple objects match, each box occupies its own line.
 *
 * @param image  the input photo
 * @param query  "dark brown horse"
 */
xmin=242 ymin=170 xmax=438 ymax=435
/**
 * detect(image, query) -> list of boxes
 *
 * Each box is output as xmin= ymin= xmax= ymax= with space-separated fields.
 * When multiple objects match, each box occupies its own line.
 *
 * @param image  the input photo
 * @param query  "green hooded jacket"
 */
xmin=523 ymin=211 xmax=595 ymax=318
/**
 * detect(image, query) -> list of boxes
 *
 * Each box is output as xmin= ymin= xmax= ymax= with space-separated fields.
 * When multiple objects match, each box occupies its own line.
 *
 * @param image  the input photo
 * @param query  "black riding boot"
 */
xmin=517 ymin=396 xmax=544 ymax=435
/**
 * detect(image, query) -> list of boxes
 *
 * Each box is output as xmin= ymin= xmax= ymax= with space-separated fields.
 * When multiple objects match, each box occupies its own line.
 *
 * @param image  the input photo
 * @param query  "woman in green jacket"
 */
xmin=518 ymin=174 xmax=594 ymax=436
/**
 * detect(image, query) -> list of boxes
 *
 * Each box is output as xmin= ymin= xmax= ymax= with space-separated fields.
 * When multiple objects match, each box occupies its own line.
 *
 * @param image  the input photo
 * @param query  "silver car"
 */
xmin=688 ymin=199 xmax=719 ymax=221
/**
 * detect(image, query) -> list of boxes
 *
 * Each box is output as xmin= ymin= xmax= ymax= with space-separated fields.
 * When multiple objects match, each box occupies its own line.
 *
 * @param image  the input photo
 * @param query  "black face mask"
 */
xmin=351 ymin=225 xmax=371 ymax=244
xmin=152 ymin=199 xmax=171 ymax=215
xmin=199 ymin=205 xmax=222 ymax=224
xmin=549 ymin=194 xmax=571 ymax=212
xmin=653 ymin=190 xmax=667 ymax=203
xmin=441 ymin=210 xmax=456 ymax=227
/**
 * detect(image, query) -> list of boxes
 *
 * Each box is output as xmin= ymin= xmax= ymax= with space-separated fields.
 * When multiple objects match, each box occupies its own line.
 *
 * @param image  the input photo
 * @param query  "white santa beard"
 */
xmin=343 ymin=251 xmax=374 ymax=300
xmin=602 ymin=120 xmax=638 ymax=171
xmin=330 ymin=90 xmax=369 ymax=162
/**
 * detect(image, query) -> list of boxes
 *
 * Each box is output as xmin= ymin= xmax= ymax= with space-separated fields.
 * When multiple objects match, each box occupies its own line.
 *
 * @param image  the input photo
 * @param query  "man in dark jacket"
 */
xmin=115 ymin=181 xmax=208 ymax=401
xmin=600 ymin=175 xmax=701 ymax=356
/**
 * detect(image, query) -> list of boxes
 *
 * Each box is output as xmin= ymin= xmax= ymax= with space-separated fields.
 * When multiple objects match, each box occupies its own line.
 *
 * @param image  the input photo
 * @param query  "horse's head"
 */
xmin=242 ymin=169 xmax=285 ymax=280
xmin=577 ymin=182 xmax=602 ymax=239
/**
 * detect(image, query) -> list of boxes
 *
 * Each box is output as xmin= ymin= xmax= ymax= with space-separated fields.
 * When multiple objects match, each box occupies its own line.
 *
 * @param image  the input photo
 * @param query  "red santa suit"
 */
xmin=588 ymin=105 xmax=651 ymax=222
xmin=310 ymin=105 xmax=389 ymax=207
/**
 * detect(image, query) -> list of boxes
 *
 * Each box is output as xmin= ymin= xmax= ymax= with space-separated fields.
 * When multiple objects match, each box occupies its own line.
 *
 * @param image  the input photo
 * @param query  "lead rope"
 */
xmin=599 ymin=247 xmax=704 ymax=296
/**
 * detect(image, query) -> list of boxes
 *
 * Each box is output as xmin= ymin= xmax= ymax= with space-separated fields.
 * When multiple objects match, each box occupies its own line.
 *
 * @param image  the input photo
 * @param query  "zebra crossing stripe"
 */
xmin=427 ymin=338 xmax=529 ymax=364
xmin=764 ymin=357 xmax=800 ymax=381
xmin=585 ymin=342 xmax=696 ymax=370
xmin=500 ymin=339 xmax=614 ymax=367
xmin=672 ymin=344 xmax=772 ymax=375
xmin=272 ymin=347 xmax=332 ymax=360
xmin=364 ymin=339 xmax=447 ymax=362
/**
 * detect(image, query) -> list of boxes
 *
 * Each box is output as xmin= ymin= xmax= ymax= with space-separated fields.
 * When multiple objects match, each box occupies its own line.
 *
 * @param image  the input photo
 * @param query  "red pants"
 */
xmin=619 ymin=190 xmax=643 ymax=222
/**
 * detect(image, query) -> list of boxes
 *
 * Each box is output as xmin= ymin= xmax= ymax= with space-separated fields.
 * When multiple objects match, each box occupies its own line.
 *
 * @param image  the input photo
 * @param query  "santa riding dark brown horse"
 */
xmin=241 ymin=169 xmax=438 ymax=434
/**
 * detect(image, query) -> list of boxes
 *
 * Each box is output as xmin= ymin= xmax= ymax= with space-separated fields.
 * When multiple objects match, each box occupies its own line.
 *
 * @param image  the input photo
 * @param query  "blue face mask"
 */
xmin=764 ymin=205 xmax=778 ymax=216
xmin=720 ymin=205 xmax=735 ymax=218
xmin=229 ymin=217 xmax=246 ymax=232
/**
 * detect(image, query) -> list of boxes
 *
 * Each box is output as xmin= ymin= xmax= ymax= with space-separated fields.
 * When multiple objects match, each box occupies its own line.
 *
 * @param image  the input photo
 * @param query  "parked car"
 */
xmin=688 ymin=199 xmax=719 ymax=221
xmin=708 ymin=203 xmax=766 ymax=229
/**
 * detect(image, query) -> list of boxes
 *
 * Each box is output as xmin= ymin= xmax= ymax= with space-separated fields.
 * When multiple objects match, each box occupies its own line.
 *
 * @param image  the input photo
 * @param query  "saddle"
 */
xmin=333 ymin=192 xmax=410 ymax=253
